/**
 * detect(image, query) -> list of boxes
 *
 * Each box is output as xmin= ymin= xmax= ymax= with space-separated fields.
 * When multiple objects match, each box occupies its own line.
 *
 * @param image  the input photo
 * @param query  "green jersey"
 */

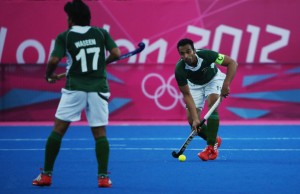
xmin=175 ymin=49 xmax=224 ymax=86
xmin=51 ymin=26 xmax=118 ymax=92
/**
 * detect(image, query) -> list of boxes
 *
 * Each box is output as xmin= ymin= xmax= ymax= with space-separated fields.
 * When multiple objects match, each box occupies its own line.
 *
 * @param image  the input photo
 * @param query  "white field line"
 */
xmin=1 ymin=137 xmax=300 ymax=151
xmin=1 ymin=137 xmax=300 ymax=141
xmin=0 ymin=148 xmax=300 ymax=151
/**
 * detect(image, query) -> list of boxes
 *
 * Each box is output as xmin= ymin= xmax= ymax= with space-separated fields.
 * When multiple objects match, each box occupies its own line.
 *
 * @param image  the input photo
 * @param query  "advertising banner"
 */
xmin=0 ymin=0 xmax=299 ymax=64
xmin=1 ymin=63 xmax=299 ymax=121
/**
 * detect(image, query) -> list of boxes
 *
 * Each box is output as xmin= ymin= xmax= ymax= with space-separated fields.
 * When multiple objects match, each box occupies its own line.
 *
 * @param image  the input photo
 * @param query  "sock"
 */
xmin=95 ymin=136 xmax=110 ymax=176
xmin=206 ymin=112 xmax=219 ymax=146
xmin=44 ymin=131 xmax=62 ymax=173
xmin=197 ymin=123 xmax=208 ymax=140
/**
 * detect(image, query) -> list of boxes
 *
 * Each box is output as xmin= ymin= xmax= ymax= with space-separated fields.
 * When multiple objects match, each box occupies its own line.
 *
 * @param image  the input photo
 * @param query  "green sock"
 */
xmin=206 ymin=112 xmax=219 ymax=146
xmin=197 ymin=123 xmax=208 ymax=140
xmin=95 ymin=136 xmax=110 ymax=176
xmin=44 ymin=131 xmax=62 ymax=173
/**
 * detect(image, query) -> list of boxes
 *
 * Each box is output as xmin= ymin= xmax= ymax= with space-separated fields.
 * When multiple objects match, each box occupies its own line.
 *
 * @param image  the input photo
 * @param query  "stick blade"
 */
xmin=172 ymin=151 xmax=180 ymax=158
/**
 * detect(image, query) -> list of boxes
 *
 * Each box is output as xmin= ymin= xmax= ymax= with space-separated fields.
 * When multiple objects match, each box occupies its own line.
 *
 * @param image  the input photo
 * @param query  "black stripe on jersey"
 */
xmin=97 ymin=92 xmax=109 ymax=102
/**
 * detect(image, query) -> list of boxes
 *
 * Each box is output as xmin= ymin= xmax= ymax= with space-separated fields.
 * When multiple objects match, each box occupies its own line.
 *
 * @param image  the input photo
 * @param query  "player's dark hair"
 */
xmin=177 ymin=38 xmax=195 ymax=51
xmin=64 ymin=0 xmax=91 ymax=26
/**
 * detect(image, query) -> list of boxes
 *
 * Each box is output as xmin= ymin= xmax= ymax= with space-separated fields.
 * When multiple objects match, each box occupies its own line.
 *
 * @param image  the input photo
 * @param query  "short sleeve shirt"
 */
xmin=51 ymin=26 xmax=118 ymax=92
xmin=175 ymin=49 xmax=224 ymax=86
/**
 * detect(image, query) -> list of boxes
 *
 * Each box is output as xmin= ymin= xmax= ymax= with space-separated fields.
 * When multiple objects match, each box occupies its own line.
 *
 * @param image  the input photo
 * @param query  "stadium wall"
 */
xmin=0 ymin=0 xmax=299 ymax=122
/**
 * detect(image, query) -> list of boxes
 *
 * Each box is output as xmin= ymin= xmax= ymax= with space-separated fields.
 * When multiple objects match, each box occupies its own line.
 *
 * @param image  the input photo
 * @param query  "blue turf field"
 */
xmin=0 ymin=124 xmax=299 ymax=194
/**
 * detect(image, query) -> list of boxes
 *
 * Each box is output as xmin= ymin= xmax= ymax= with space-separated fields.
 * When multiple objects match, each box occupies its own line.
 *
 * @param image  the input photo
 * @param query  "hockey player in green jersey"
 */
xmin=32 ymin=0 xmax=121 ymax=188
xmin=175 ymin=38 xmax=238 ymax=161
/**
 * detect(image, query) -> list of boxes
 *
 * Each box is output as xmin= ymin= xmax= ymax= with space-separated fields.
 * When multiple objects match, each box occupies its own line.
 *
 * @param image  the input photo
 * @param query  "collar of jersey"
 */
xmin=184 ymin=54 xmax=203 ymax=71
xmin=70 ymin=26 xmax=91 ymax=34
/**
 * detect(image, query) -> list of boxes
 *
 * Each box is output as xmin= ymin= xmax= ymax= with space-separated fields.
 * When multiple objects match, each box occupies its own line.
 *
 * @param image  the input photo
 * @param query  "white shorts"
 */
xmin=55 ymin=88 xmax=110 ymax=127
xmin=188 ymin=70 xmax=225 ymax=110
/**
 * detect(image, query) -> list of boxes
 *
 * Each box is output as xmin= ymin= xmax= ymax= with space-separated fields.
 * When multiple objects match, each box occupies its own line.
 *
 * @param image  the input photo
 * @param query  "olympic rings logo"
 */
xmin=141 ymin=73 xmax=185 ymax=110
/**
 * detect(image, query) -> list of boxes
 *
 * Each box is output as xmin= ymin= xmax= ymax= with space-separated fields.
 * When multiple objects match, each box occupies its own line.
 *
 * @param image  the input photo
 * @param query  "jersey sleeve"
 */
xmin=50 ymin=32 xmax=67 ymax=59
xmin=101 ymin=29 xmax=118 ymax=51
xmin=198 ymin=49 xmax=224 ymax=65
xmin=175 ymin=61 xmax=188 ymax=86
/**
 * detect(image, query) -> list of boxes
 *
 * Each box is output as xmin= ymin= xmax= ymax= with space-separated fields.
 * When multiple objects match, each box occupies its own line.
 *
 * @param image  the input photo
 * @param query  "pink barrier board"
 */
xmin=1 ymin=63 xmax=299 ymax=121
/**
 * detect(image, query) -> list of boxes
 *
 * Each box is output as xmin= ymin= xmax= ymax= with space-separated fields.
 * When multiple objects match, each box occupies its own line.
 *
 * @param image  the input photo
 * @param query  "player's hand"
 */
xmin=221 ymin=83 xmax=230 ymax=98
xmin=45 ymin=73 xmax=58 ymax=83
xmin=192 ymin=119 xmax=201 ymax=132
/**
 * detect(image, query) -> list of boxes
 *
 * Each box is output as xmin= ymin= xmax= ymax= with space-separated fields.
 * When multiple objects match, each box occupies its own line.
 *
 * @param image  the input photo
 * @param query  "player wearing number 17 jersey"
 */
xmin=54 ymin=26 xmax=118 ymax=92
xmin=175 ymin=38 xmax=238 ymax=161
xmin=32 ymin=0 xmax=121 ymax=188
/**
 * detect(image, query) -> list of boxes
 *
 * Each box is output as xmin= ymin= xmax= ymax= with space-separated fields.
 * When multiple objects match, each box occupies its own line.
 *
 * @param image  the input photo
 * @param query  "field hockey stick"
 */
xmin=55 ymin=42 xmax=146 ymax=80
xmin=171 ymin=96 xmax=222 ymax=158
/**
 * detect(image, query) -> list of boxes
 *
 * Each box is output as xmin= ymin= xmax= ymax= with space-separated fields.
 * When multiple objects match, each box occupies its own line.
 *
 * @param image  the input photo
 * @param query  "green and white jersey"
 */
xmin=175 ymin=49 xmax=224 ymax=86
xmin=51 ymin=26 xmax=118 ymax=92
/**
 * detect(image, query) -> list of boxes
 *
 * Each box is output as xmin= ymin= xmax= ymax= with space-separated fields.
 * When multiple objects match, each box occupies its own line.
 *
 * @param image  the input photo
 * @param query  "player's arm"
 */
xmin=102 ymin=29 xmax=121 ymax=64
xmin=105 ymin=47 xmax=121 ymax=64
xmin=179 ymin=84 xmax=200 ymax=131
xmin=45 ymin=56 xmax=61 ymax=83
xmin=46 ymin=33 xmax=65 ymax=82
xmin=216 ymin=54 xmax=238 ymax=97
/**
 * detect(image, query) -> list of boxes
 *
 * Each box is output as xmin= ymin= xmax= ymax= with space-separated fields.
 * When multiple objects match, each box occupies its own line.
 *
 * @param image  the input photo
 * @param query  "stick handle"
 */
xmin=54 ymin=42 xmax=145 ymax=80
xmin=203 ymin=97 xmax=221 ymax=120
xmin=57 ymin=73 xmax=66 ymax=79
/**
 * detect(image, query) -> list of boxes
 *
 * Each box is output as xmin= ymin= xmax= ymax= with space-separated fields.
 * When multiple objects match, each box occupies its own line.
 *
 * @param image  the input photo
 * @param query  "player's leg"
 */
xmin=33 ymin=89 xmax=86 ymax=186
xmin=43 ymin=119 xmax=70 ymax=174
xmin=204 ymin=71 xmax=225 ymax=149
xmin=86 ymin=92 xmax=112 ymax=188
xmin=198 ymin=71 xmax=225 ymax=161
xmin=198 ymin=93 xmax=221 ymax=161
xmin=187 ymin=83 xmax=209 ymax=140
xmin=91 ymin=126 xmax=111 ymax=187
xmin=32 ymin=119 xmax=71 ymax=186
xmin=206 ymin=93 xmax=220 ymax=147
